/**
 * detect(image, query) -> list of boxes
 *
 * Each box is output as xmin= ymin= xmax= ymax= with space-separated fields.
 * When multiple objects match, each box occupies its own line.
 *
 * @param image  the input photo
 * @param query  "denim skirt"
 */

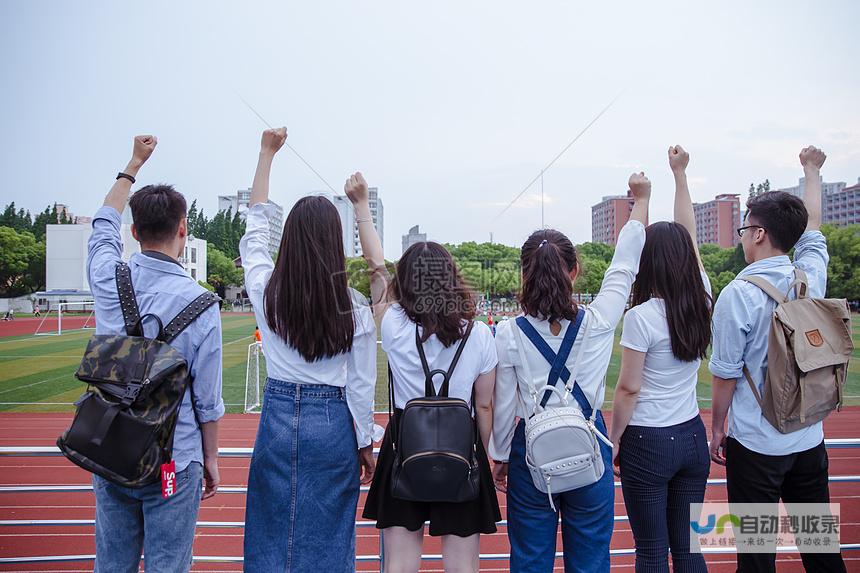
xmin=243 ymin=378 xmax=360 ymax=572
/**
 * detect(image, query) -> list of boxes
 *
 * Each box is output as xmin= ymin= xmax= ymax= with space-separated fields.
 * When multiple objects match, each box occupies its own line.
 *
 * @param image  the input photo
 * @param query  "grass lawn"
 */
xmin=1 ymin=313 xmax=858 ymax=413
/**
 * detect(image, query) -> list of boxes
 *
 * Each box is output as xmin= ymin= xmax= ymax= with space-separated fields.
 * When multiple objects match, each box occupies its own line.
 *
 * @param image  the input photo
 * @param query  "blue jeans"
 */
xmin=619 ymin=415 xmax=709 ymax=573
xmin=244 ymin=378 xmax=360 ymax=572
xmin=507 ymin=412 xmax=614 ymax=573
xmin=93 ymin=461 xmax=202 ymax=573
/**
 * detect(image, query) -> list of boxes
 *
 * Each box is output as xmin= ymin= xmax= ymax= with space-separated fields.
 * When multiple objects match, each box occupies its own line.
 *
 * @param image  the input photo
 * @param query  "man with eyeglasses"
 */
xmin=708 ymin=146 xmax=845 ymax=572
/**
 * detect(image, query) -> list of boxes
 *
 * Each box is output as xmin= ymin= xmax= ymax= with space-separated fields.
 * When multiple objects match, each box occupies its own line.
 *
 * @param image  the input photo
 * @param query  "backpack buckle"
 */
xmin=122 ymin=384 xmax=141 ymax=401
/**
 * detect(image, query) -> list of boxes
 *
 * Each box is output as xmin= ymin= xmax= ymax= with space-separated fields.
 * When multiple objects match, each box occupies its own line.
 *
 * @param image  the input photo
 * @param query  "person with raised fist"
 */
xmin=610 ymin=146 xmax=712 ymax=572
xmin=710 ymin=145 xmax=846 ymax=572
xmin=491 ymin=171 xmax=651 ymax=572
xmin=88 ymin=135 xmax=224 ymax=572
xmin=240 ymin=128 xmax=377 ymax=573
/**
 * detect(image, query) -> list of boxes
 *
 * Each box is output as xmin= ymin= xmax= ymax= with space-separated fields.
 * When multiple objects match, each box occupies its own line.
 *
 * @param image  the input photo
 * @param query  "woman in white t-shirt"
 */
xmin=343 ymin=173 xmax=500 ymax=573
xmin=491 ymin=173 xmax=652 ymax=572
xmin=609 ymin=146 xmax=713 ymax=573
xmin=239 ymin=129 xmax=377 ymax=573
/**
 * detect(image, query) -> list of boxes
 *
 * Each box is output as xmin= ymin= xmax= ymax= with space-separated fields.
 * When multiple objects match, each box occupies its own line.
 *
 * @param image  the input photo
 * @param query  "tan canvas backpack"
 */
xmin=741 ymin=268 xmax=853 ymax=434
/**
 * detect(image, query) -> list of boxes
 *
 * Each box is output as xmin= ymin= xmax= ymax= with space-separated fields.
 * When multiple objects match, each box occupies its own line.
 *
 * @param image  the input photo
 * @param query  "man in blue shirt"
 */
xmin=709 ymin=146 xmax=845 ymax=572
xmin=87 ymin=135 xmax=224 ymax=572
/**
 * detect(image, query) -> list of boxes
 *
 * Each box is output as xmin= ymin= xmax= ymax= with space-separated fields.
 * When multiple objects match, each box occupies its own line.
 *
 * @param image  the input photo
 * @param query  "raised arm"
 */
xmin=799 ymin=146 xmax=827 ymax=232
xmin=344 ymin=172 xmax=392 ymax=319
xmin=586 ymin=173 xmax=650 ymax=328
xmin=628 ymin=172 xmax=651 ymax=226
xmin=103 ymin=135 xmax=157 ymax=212
xmin=249 ymin=128 xmax=287 ymax=208
xmin=669 ymin=145 xmax=703 ymax=271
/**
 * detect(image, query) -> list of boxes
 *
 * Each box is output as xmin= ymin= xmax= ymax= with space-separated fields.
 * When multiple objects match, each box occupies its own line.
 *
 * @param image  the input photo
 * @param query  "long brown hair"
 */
xmin=391 ymin=242 xmax=476 ymax=347
xmin=263 ymin=196 xmax=355 ymax=361
xmin=631 ymin=221 xmax=712 ymax=362
xmin=519 ymin=229 xmax=579 ymax=323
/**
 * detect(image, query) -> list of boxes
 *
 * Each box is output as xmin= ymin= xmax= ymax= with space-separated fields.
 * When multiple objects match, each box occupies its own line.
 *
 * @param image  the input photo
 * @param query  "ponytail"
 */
xmin=519 ymin=229 xmax=579 ymax=323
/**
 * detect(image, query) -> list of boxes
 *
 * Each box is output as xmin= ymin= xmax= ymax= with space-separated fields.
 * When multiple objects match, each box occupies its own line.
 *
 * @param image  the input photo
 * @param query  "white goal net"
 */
xmin=244 ymin=342 xmax=264 ymax=413
xmin=34 ymin=301 xmax=96 ymax=336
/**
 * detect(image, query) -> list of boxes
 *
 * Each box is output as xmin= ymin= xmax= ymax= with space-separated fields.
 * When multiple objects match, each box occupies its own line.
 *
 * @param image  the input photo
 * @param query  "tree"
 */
xmin=206 ymin=245 xmax=243 ymax=297
xmin=822 ymin=225 xmax=860 ymax=301
xmin=0 ymin=226 xmax=42 ymax=296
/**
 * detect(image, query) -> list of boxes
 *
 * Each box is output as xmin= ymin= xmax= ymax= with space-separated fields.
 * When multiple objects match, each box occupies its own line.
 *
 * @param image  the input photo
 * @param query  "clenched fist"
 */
xmin=799 ymin=146 xmax=826 ymax=171
xmin=628 ymin=172 xmax=651 ymax=200
xmin=668 ymin=145 xmax=689 ymax=173
xmin=344 ymin=172 xmax=369 ymax=205
xmin=261 ymin=127 xmax=287 ymax=156
xmin=131 ymin=135 xmax=157 ymax=167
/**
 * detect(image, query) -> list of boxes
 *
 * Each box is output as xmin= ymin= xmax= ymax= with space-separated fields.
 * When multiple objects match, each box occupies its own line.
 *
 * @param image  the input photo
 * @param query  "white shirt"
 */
xmin=619 ymin=271 xmax=712 ymax=427
xmin=239 ymin=203 xmax=376 ymax=448
xmin=490 ymin=220 xmax=646 ymax=462
xmin=382 ymin=304 xmax=498 ymax=409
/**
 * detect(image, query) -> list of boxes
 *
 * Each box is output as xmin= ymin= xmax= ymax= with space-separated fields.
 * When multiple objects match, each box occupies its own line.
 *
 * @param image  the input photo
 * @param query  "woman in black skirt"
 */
xmin=345 ymin=173 xmax=500 ymax=572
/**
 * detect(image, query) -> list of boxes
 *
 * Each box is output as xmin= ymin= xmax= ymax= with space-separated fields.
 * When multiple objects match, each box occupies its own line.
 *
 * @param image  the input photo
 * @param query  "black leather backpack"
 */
xmin=57 ymin=263 xmax=220 ymax=487
xmin=390 ymin=321 xmax=480 ymax=503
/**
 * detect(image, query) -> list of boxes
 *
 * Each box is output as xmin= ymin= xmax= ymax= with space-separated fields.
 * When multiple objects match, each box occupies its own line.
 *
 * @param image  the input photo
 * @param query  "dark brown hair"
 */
xmin=129 ymin=184 xmax=187 ymax=243
xmin=631 ymin=221 xmax=712 ymax=362
xmin=264 ymin=196 xmax=355 ymax=361
xmin=391 ymin=241 xmax=476 ymax=347
xmin=746 ymin=191 xmax=808 ymax=252
xmin=519 ymin=229 xmax=579 ymax=323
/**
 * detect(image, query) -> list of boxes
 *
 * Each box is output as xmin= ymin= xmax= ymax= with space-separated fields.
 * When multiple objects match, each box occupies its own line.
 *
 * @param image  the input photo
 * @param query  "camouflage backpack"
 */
xmin=57 ymin=262 xmax=220 ymax=487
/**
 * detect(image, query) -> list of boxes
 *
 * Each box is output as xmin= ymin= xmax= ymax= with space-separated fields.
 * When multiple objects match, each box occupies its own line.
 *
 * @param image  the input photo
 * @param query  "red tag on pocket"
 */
xmin=161 ymin=460 xmax=177 ymax=499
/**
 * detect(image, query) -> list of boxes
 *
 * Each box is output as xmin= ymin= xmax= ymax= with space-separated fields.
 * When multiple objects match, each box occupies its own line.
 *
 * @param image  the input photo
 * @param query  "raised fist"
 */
xmin=261 ymin=127 xmax=287 ymax=155
xmin=668 ymin=145 xmax=689 ymax=173
xmin=628 ymin=172 xmax=651 ymax=200
xmin=799 ymin=146 xmax=826 ymax=171
xmin=131 ymin=135 xmax=157 ymax=166
xmin=344 ymin=172 xmax=369 ymax=205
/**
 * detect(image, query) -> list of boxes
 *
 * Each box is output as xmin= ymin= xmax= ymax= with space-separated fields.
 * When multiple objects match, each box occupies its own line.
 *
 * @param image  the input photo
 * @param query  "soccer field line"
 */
xmin=0 ymin=373 xmax=71 ymax=396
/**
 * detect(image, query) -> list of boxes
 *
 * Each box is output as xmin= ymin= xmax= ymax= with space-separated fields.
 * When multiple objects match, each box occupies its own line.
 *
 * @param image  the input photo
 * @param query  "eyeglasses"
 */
xmin=737 ymin=225 xmax=765 ymax=238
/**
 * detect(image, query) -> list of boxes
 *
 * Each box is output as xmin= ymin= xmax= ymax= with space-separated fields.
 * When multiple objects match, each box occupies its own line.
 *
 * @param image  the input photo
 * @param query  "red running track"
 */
xmin=1 ymin=410 xmax=859 ymax=572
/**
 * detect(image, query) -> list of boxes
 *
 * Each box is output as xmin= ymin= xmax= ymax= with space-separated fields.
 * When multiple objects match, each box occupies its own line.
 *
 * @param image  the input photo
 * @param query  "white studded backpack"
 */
xmin=513 ymin=308 xmax=612 ymax=511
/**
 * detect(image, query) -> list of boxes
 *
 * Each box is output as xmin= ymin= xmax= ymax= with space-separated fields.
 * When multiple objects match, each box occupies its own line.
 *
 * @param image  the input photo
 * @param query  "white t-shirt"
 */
xmin=239 ymin=203 xmax=377 ymax=448
xmin=382 ymin=304 xmax=498 ymax=409
xmin=619 ymin=271 xmax=712 ymax=427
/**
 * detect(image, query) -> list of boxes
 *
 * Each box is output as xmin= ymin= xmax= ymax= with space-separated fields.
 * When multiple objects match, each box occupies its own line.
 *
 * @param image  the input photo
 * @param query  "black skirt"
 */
xmin=362 ymin=418 xmax=501 ymax=537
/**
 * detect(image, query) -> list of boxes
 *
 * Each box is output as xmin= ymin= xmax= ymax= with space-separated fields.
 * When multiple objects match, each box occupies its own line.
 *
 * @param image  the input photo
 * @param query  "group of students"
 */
xmin=82 ymin=130 xmax=845 ymax=573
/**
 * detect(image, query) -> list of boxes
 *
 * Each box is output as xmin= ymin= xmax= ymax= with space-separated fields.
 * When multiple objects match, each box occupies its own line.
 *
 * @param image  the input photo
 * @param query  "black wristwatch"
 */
xmin=116 ymin=172 xmax=136 ymax=184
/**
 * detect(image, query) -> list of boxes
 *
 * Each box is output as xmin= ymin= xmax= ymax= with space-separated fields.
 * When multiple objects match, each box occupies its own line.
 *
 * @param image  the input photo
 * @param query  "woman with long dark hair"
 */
xmin=491 ymin=173 xmax=652 ymax=572
xmin=239 ymin=129 xmax=376 ymax=572
xmin=609 ymin=146 xmax=712 ymax=572
xmin=345 ymin=173 xmax=500 ymax=572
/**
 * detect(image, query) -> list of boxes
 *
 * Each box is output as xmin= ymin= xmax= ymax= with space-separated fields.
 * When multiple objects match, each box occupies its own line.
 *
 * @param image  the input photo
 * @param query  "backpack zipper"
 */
xmin=403 ymin=450 xmax=471 ymax=466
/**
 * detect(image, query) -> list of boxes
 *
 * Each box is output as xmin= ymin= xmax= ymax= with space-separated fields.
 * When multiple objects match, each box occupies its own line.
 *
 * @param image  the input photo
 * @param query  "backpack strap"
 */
xmin=159 ymin=292 xmax=221 ymax=343
xmin=788 ymin=267 xmax=809 ymax=299
xmin=740 ymin=275 xmax=788 ymax=304
xmin=415 ymin=321 xmax=475 ymax=398
xmin=515 ymin=307 xmax=591 ymax=415
xmin=115 ymin=263 xmax=142 ymax=336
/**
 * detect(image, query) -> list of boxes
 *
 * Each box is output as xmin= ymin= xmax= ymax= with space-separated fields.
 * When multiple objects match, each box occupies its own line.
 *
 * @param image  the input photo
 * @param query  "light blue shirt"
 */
xmin=87 ymin=206 xmax=225 ymax=472
xmin=709 ymin=231 xmax=829 ymax=455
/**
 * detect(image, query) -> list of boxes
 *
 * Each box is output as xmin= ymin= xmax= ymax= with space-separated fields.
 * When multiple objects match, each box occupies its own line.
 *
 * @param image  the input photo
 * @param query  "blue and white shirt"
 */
xmin=87 ymin=206 xmax=225 ymax=472
xmin=709 ymin=231 xmax=829 ymax=456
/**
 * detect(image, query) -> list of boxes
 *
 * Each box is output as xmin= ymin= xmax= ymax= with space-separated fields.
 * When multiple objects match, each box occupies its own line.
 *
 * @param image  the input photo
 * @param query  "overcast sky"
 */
xmin=2 ymin=1 xmax=858 ymax=255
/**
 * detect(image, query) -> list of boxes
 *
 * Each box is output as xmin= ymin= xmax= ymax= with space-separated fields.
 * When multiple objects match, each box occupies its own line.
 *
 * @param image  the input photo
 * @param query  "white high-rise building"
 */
xmin=402 ymin=225 xmax=427 ymax=255
xmin=46 ymin=222 xmax=208 ymax=291
xmin=319 ymin=188 xmax=384 ymax=257
xmin=218 ymin=188 xmax=284 ymax=256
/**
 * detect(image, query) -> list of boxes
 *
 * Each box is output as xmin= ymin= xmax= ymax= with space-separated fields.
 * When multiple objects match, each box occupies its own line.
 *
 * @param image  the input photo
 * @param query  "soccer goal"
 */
xmin=34 ymin=301 xmax=96 ymax=336
xmin=244 ymin=341 xmax=264 ymax=413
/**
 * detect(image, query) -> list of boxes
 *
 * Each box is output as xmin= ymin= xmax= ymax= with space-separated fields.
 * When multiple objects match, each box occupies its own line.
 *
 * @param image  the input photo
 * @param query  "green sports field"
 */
xmin=1 ymin=314 xmax=858 ymax=413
